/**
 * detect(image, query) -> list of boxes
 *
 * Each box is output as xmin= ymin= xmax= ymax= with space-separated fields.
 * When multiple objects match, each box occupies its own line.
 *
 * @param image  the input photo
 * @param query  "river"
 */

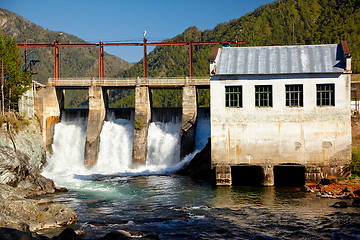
xmin=42 ymin=110 xmax=360 ymax=239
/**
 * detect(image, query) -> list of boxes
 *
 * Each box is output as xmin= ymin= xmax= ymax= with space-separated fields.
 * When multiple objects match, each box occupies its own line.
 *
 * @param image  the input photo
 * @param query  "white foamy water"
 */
xmin=42 ymin=113 xmax=210 ymax=189
xmin=146 ymin=122 xmax=181 ymax=168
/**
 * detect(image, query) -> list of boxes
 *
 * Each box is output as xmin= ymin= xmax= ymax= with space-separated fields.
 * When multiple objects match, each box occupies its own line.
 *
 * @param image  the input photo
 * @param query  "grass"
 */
xmin=352 ymin=74 xmax=360 ymax=82
xmin=351 ymin=147 xmax=360 ymax=177
xmin=0 ymin=113 xmax=31 ymax=132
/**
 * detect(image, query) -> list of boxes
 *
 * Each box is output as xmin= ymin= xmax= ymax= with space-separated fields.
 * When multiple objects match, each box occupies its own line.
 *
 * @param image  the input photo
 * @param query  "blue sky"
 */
xmin=2 ymin=0 xmax=271 ymax=62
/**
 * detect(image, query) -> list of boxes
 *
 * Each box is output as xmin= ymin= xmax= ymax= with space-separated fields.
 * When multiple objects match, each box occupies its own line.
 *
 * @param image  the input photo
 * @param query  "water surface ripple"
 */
xmin=48 ymin=175 xmax=360 ymax=240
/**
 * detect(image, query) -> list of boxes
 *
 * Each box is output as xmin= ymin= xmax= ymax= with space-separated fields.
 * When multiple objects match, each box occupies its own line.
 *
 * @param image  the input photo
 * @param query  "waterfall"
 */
xmin=43 ymin=109 xmax=210 ymax=184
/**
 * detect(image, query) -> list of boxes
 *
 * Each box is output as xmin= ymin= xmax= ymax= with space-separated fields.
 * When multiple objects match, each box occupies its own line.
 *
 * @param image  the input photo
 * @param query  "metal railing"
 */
xmin=50 ymin=77 xmax=210 ymax=87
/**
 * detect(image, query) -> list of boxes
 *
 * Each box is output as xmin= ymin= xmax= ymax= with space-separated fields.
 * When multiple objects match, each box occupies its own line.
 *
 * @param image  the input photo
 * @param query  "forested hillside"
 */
xmin=111 ymin=0 xmax=360 ymax=108
xmin=118 ymin=0 xmax=360 ymax=78
xmin=0 ymin=8 xmax=133 ymax=84
xmin=2 ymin=0 xmax=359 ymax=108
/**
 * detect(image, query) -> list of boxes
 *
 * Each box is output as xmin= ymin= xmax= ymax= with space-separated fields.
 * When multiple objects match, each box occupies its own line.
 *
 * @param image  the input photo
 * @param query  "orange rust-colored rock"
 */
xmin=307 ymin=178 xmax=360 ymax=198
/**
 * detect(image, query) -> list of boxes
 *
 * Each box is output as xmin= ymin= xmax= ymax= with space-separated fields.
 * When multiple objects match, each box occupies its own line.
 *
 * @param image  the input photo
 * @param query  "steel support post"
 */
xmin=143 ymin=37 xmax=147 ymax=83
xmin=53 ymin=39 xmax=59 ymax=83
xmin=189 ymin=41 xmax=193 ymax=82
xmin=99 ymin=41 xmax=104 ymax=84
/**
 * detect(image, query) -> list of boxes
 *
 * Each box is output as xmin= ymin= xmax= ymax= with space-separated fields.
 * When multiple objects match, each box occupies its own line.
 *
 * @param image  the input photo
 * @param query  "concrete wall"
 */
xmin=18 ymin=86 xmax=34 ymax=117
xmin=211 ymin=73 xmax=352 ymax=185
xmin=132 ymin=86 xmax=151 ymax=168
xmin=181 ymin=85 xmax=197 ymax=158
xmin=33 ymin=81 xmax=63 ymax=152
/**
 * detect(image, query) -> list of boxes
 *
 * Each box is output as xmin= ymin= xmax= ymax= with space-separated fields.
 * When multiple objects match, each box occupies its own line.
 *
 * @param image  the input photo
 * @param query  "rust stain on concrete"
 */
xmin=278 ymin=122 xmax=281 ymax=135
xmin=236 ymin=145 xmax=242 ymax=160
xmin=227 ymin=128 xmax=231 ymax=162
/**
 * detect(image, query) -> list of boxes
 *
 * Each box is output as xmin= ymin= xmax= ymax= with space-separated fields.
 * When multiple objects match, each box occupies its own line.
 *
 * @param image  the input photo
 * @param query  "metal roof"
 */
xmin=215 ymin=44 xmax=346 ymax=75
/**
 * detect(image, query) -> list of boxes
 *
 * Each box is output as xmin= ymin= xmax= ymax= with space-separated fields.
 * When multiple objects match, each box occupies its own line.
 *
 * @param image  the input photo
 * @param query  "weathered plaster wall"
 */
xmin=211 ymin=73 xmax=351 ymax=184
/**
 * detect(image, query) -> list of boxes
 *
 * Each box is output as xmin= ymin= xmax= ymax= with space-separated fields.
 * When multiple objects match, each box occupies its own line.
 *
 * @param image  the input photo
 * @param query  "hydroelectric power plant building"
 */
xmin=210 ymin=42 xmax=352 ymax=186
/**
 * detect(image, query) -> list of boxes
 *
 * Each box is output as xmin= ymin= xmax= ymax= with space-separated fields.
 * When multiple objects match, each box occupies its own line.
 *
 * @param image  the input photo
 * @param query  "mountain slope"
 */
xmin=0 ymin=8 xmax=133 ymax=84
xmin=117 ymin=0 xmax=360 ymax=78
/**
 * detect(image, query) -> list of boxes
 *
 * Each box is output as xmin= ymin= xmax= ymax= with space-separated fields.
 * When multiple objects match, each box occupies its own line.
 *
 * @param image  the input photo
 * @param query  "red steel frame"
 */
xmin=18 ymin=39 xmax=243 ymax=80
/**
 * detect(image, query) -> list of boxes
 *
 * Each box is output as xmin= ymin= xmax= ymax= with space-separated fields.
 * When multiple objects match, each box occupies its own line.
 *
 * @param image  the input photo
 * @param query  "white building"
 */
xmin=210 ymin=42 xmax=352 ymax=186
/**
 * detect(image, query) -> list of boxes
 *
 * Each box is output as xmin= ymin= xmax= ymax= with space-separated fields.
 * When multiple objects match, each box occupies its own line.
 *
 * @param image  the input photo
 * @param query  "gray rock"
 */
xmin=0 ymin=118 xmax=47 ymax=172
xmin=301 ymin=185 xmax=313 ymax=192
xmin=0 ymin=184 xmax=76 ymax=232
xmin=0 ymin=146 xmax=29 ymax=187
xmin=352 ymin=197 xmax=360 ymax=207
xmin=53 ymin=228 xmax=81 ymax=240
xmin=0 ymin=227 xmax=50 ymax=240
xmin=331 ymin=201 xmax=348 ymax=208
xmin=100 ymin=230 xmax=133 ymax=240
xmin=0 ymin=119 xmax=76 ymax=233
xmin=141 ymin=232 xmax=160 ymax=240
xmin=0 ymin=145 xmax=57 ymax=196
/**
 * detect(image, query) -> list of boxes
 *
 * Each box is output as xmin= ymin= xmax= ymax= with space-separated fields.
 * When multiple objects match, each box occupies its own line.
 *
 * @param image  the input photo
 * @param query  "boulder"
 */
xmin=301 ymin=185 xmax=313 ymax=192
xmin=0 ymin=183 xmax=76 ymax=233
xmin=28 ymin=204 xmax=77 ymax=232
xmin=0 ymin=146 xmax=29 ymax=187
xmin=0 ymin=146 xmax=57 ymax=196
xmin=53 ymin=228 xmax=81 ymax=240
xmin=330 ymin=201 xmax=348 ymax=208
xmin=99 ymin=230 xmax=132 ymax=240
xmin=0 ymin=184 xmax=76 ymax=231
xmin=0 ymin=118 xmax=47 ymax=172
xmin=352 ymin=197 xmax=360 ymax=207
xmin=319 ymin=177 xmax=337 ymax=185
xmin=0 ymin=227 xmax=50 ymax=240
xmin=141 ymin=232 xmax=160 ymax=240
xmin=354 ymin=189 xmax=360 ymax=197
xmin=0 ymin=118 xmax=76 ymax=234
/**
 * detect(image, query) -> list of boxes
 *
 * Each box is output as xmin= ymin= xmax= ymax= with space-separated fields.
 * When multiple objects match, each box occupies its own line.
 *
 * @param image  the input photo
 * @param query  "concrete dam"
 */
xmin=34 ymin=77 xmax=210 ymax=168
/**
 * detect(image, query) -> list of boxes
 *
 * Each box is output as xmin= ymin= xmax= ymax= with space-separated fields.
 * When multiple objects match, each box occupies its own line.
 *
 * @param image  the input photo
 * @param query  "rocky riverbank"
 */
xmin=0 ymin=116 xmax=77 ymax=235
xmin=303 ymin=177 xmax=360 ymax=201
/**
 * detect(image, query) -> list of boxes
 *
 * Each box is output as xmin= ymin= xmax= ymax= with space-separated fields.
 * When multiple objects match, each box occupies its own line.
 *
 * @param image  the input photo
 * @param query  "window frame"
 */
xmin=316 ymin=83 xmax=335 ymax=107
xmin=285 ymin=84 xmax=303 ymax=107
xmin=225 ymin=85 xmax=243 ymax=108
xmin=255 ymin=85 xmax=273 ymax=107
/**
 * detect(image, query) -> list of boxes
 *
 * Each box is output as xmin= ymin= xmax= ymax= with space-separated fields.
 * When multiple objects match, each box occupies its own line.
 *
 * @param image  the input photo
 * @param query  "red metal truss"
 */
xmin=18 ymin=40 xmax=236 ymax=79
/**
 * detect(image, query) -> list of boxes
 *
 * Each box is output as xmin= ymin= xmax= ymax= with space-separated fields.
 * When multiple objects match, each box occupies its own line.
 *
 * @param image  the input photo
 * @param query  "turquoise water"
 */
xmin=47 ymin=175 xmax=360 ymax=239
xmin=42 ymin=112 xmax=360 ymax=239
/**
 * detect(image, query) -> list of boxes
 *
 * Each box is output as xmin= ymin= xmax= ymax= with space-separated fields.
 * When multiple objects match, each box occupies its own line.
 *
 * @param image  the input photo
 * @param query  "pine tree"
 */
xmin=0 ymin=34 xmax=32 ymax=113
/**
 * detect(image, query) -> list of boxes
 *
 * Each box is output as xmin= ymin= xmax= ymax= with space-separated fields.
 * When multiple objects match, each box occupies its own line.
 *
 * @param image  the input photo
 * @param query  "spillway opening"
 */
xmin=231 ymin=165 xmax=264 ymax=186
xmin=108 ymin=89 xmax=135 ymax=108
xmin=64 ymin=89 xmax=89 ymax=109
xmin=274 ymin=165 xmax=305 ymax=186
xmin=151 ymin=89 xmax=182 ymax=108
xmin=197 ymin=88 xmax=210 ymax=107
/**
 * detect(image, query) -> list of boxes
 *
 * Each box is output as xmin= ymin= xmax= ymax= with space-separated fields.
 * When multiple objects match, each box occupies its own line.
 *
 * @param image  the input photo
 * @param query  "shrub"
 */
xmin=351 ymin=147 xmax=360 ymax=176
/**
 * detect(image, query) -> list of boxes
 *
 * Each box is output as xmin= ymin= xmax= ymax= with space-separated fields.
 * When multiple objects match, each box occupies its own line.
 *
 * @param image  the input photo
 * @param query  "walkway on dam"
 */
xmin=50 ymin=77 xmax=210 ymax=88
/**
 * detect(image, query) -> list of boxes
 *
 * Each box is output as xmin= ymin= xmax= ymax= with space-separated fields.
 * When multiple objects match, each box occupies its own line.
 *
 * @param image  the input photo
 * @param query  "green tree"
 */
xmin=0 ymin=34 xmax=32 ymax=112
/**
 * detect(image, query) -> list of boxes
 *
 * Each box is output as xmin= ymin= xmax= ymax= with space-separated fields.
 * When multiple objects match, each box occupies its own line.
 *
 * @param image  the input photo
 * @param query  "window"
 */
xmin=225 ymin=86 xmax=242 ymax=107
xmin=286 ymin=85 xmax=303 ymax=107
xmin=255 ymin=85 xmax=272 ymax=107
xmin=317 ymin=84 xmax=335 ymax=106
